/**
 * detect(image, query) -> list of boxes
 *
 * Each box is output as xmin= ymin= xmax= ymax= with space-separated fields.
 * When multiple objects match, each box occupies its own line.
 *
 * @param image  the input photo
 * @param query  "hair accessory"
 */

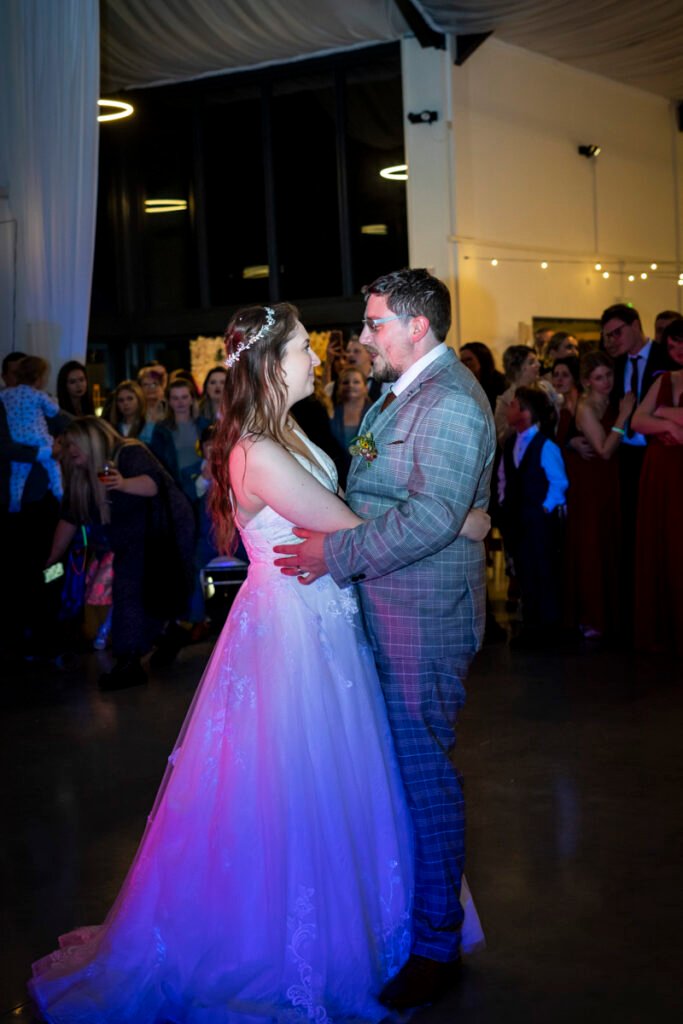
xmin=226 ymin=307 xmax=276 ymax=368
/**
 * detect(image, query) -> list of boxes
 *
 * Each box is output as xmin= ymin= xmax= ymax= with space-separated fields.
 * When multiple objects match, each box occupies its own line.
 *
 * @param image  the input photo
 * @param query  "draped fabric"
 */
xmin=0 ymin=0 xmax=99 ymax=381
xmin=101 ymin=0 xmax=683 ymax=100
xmin=420 ymin=0 xmax=683 ymax=99
xmin=101 ymin=0 xmax=409 ymax=90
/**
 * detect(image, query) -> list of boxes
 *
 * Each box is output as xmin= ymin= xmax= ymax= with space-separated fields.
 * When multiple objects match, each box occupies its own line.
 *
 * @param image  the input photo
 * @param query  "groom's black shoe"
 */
xmin=378 ymin=954 xmax=461 ymax=1010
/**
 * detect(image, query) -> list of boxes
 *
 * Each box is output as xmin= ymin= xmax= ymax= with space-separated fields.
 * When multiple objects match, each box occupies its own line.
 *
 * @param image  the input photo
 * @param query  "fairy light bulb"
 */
xmin=640 ymin=272 xmax=648 ymax=280
xmin=491 ymin=259 xmax=498 ymax=267
xmin=650 ymin=263 xmax=657 ymax=271
xmin=602 ymin=271 xmax=610 ymax=279
xmin=540 ymin=261 xmax=548 ymax=270
xmin=628 ymin=274 xmax=635 ymax=282
xmin=594 ymin=263 xmax=602 ymax=271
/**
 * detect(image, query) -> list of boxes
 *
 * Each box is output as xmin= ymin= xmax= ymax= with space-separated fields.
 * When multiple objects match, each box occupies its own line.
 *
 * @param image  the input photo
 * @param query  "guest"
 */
xmin=164 ymin=378 xmax=209 ymax=504
xmin=1 ymin=350 xmax=27 ymax=389
xmin=198 ymin=366 xmax=227 ymax=424
xmin=321 ymin=329 xmax=347 ymax=399
xmin=105 ymin=380 xmax=178 ymax=478
xmin=137 ymin=364 xmax=168 ymax=423
xmin=0 ymin=356 xmax=63 ymax=513
xmin=498 ymin=386 xmax=567 ymax=647
xmin=346 ymin=335 xmax=383 ymax=402
xmin=329 ymin=367 xmax=371 ymax=449
xmin=534 ymin=326 xmax=554 ymax=357
xmin=46 ymin=417 xmax=194 ymax=688
xmin=0 ymin=365 xmax=69 ymax=661
xmin=56 ymin=360 xmax=94 ymax=417
xmin=563 ymin=352 xmax=634 ymax=639
xmin=169 ymin=368 xmax=197 ymax=387
xmin=459 ymin=342 xmax=506 ymax=412
xmin=494 ymin=344 xmax=544 ymax=445
xmin=654 ymin=310 xmax=679 ymax=344
xmin=544 ymin=331 xmax=579 ymax=368
xmin=551 ymin=356 xmax=581 ymax=447
xmin=601 ymin=303 xmax=674 ymax=630
xmin=631 ymin=319 xmax=683 ymax=653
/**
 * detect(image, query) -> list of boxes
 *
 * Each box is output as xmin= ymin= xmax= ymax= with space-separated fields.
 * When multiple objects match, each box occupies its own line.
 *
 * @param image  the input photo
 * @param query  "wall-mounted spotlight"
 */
xmin=408 ymin=110 xmax=439 ymax=125
xmin=578 ymin=144 xmax=601 ymax=158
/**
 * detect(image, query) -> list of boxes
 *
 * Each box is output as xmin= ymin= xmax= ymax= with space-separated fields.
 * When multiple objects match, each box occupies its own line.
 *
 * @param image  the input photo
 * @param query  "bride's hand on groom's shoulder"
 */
xmin=460 ymin=507 xmax=491 ymax=542
xmin=273 ymin=528 xmax=328 ymax=584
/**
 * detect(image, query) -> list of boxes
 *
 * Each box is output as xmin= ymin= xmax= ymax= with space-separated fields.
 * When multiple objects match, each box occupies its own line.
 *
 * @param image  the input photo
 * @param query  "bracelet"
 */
xmin=611 ymin=426 xmax=625 ymax=436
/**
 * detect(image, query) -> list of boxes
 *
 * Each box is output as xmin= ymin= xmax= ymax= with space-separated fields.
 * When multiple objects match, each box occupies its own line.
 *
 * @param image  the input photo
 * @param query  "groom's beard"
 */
xmin=371 ymin=362 xmax=401 ymax=384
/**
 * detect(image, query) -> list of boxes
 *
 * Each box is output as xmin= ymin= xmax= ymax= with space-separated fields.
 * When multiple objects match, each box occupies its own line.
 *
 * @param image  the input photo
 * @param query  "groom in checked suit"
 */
xmin=275 ymin=269 xmax=495 ymax=1008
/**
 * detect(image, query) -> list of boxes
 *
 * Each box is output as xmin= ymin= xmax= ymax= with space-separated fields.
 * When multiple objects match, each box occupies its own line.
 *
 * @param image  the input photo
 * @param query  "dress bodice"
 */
xmin=236 ymin=430 xmax=338 ymax=566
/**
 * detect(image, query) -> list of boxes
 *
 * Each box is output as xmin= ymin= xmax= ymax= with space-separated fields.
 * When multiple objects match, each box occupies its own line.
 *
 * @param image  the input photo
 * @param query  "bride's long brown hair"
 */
xmin=209 ymin=303 xmax=300 ymax=553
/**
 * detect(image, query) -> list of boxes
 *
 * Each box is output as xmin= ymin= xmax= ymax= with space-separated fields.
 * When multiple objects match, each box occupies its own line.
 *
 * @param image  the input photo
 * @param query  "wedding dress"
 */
xmin=29 ymin=433 xmax=482 ymax=1024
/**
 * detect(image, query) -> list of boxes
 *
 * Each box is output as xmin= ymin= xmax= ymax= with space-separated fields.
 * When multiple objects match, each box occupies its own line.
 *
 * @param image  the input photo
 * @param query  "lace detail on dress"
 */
xmin=286 ymin=887 xmax=332 ymax=1024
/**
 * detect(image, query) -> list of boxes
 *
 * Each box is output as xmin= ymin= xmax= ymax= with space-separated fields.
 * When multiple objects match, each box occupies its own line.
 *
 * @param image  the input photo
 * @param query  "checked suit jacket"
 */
xmin=324 ymin=347 xmax=496 ymax=663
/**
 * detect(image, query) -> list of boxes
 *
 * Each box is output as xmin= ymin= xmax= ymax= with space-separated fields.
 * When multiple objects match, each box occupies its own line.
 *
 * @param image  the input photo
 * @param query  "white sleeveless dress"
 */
xmin=29 ymin=435 xmax=417 ymax=1023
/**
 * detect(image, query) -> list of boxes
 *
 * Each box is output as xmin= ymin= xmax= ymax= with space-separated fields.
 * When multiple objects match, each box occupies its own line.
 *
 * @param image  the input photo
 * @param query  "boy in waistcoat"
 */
xmin=499 ymin=386 xmax=568 ymax=647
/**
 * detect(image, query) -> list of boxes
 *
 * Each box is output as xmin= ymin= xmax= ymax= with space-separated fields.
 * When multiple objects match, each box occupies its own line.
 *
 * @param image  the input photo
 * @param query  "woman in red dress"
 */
xmin=564 ymin=352 xmax=634 ymax=638
xmin=631 ymin=319 xmax=683 ymax=653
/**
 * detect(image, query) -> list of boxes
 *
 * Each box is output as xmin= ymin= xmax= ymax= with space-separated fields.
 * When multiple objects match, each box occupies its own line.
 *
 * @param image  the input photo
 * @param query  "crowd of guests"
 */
xmin=0 ymin=355 xmax=226 ymax=688
xmin=1 ymin=301 xmax=681 ymax=687
xmin=484 ymin=306 xmax=682 ymax=655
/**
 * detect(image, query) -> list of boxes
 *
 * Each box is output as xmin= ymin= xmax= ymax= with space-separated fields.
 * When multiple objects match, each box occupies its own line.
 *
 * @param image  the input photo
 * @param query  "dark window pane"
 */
xmin=204 ymin=87 xmax=269 ymax=306
xmin=137 ymin=99 xmax=198 ymax=311
xmin=272 ymin=75 xmax=341 ymax=300
xmin=345 ymin=63 xmax=408 ymax=291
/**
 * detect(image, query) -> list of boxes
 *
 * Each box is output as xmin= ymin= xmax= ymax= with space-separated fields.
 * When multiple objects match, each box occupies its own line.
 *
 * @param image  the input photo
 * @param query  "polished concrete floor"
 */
xmin=2 ymin=599 xmax=682 ymax=1023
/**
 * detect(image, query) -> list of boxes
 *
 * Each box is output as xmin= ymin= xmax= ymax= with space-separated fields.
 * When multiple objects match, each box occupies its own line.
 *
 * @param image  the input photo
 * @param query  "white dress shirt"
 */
xmin=390 ymin=343 xmax=448 ymax=398
xmin=497 ymin=424 xmax=568 ymax=512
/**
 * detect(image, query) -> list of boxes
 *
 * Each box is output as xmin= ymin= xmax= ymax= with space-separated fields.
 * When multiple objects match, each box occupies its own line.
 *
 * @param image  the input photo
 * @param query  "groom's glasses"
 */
xmin=362 ymin=315 xmax=404 ymax=333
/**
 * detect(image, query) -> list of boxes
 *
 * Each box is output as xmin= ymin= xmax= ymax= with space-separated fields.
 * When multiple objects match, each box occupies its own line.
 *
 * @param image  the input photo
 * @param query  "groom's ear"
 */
xmin=410 ymin=315 xmax=430 ymax=344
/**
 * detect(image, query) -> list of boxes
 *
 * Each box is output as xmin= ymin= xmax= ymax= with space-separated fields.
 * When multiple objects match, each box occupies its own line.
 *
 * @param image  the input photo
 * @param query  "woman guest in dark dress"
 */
xmin=551 ymin=356 xmax=581 ymax=448
xmin=46 ymin=417 xmax=194 ymax=688
xmin=459 ymin=342 xmax=506 ymax=412
xmin=631 ymin=319 xmax=683 ymax=653
xmin=329 ymin=367 xmax=371 ymax=449
xmin=564 ymin=352 xmax=635 ymax=639
xmin=56 ymin=361 xmax=94 ymax=417
xmin=105 ymin=380 xmax=179 ymax=479
xmin=198 ymin=366 xmax=227 ymax=424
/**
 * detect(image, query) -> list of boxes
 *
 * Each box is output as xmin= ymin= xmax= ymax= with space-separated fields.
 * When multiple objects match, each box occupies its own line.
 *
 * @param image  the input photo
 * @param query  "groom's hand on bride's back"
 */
xmin=274 ymin=528 xmax=328 ymax=584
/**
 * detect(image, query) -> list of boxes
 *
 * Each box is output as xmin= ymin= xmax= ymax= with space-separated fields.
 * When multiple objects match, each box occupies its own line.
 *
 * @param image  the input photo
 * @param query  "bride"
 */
xmin=30 ymin=304 xmax=483 ymax=1023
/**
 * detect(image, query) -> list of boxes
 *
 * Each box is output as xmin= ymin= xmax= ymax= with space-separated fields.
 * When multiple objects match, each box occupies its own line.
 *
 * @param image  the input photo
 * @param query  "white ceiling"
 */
xmin=101 ymin=0 xmax=683 ymax=101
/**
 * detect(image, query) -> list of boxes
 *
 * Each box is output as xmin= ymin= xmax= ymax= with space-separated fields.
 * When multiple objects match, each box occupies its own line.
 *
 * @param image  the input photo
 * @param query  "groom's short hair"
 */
xmin=362 ymin=269 xmax=452 ymax=342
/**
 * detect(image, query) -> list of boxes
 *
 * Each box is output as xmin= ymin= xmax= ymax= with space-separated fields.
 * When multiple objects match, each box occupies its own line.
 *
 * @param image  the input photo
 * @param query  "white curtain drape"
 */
xmin=0 ymin=0 xmax=99 ymax=384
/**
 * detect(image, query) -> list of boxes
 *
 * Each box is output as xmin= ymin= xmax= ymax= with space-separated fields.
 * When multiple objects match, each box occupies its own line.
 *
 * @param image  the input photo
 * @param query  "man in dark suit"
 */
xmin=601 ymin=303 xmax=674 ymax=630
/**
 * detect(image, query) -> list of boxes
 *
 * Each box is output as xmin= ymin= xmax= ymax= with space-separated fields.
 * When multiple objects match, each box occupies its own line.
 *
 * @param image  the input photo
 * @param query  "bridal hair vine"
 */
xmin=225 ymin=306 xmax=276 ymax=368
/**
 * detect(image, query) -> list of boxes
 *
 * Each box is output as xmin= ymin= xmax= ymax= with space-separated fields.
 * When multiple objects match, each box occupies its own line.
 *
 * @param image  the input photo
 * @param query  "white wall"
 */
xmin=402 ymin=37 xmax=683 ymax=358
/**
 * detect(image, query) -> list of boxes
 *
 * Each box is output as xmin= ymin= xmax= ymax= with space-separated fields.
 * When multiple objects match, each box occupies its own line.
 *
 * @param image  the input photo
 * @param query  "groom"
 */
xmin=275 ymin=268 xmax=495 ymax=1008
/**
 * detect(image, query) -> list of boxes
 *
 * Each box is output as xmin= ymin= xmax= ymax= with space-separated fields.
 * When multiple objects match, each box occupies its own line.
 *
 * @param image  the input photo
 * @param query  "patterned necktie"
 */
xmin=380 ymin=390 xmax=396 ymax=413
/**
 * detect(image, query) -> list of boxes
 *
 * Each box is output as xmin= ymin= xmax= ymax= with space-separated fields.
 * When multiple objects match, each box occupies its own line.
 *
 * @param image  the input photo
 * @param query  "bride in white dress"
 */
xmin=29 ymin=304 xmax=483 ymax=1024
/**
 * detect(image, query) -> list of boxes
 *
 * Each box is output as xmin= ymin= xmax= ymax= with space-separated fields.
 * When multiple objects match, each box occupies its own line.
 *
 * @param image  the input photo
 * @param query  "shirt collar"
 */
xmin=392 ymin=343 xmax=448 ymax=397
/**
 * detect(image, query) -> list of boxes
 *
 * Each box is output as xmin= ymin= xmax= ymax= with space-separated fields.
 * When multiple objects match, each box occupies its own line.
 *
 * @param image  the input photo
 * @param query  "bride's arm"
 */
xmin=233 ymin=437 xmax=363 ymax=533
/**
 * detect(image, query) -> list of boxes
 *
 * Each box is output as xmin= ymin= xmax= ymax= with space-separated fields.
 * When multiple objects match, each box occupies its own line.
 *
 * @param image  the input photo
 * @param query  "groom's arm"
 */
xmin=324 ymin=390 xmax=494 ymax=585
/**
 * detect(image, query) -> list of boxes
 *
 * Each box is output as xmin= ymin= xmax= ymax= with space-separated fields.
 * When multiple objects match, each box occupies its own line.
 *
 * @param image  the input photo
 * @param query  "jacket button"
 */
xmin=350 ymin=573 xmax=366 ymax=582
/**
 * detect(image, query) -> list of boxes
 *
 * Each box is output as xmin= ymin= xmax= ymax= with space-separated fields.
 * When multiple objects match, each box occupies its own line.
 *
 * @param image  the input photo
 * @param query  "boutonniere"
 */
xmin=349 ymin=431 xmax=378 ymax=464
xmin=349 ymin=432 xmax=404 ymax=465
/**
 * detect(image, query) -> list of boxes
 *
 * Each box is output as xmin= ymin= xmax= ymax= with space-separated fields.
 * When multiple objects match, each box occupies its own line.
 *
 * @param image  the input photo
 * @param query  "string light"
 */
xmin=650 ymin=263 xmax=658 ymax=270
xmin=490 ymin=258 xmax=498 ymax=266
xmin=640 ymin=272 xmax=648 ymax=280
xmin=540 ymin=261 xmax=549 ymax=270
xmin=628 ymin=274 xmax=636 ymax=282
xmin=594 ymin=263 xmax=602 ymax=271
xmin=602 ymin=271 xmax=610 ymax=279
